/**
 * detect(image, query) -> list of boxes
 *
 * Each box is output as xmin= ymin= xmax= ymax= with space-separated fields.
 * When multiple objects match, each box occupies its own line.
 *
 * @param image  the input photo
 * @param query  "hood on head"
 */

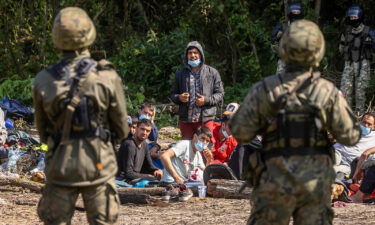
xmin=184 ymin=41 xmax=205 ymax=66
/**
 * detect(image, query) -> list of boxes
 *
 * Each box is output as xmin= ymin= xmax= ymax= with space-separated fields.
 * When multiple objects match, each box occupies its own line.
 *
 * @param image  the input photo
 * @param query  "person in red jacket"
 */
xmin=211 ymin=103 xmax=239 ymax=164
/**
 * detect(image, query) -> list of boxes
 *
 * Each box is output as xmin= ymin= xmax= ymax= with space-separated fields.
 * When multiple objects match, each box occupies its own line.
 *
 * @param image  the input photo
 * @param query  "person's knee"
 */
xmin=84 ymin=180 xmax=120 ymax=224
xmin=37 ymin=185 xmax=77 ymax=224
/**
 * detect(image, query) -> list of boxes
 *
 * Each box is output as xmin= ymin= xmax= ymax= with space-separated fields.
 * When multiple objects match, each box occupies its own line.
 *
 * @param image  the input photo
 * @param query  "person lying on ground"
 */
xmin=334 ymin=112 xmax=375 ymax=175
xmin=0 ymin=108 xmax=7 ymax=146
xmin=117 ymin=119 xmax=163 ymax=185
xmin=160 ymin=126 xmax=213 ymax=184
xmin=210 ymin=103 xmax=239 ymax=164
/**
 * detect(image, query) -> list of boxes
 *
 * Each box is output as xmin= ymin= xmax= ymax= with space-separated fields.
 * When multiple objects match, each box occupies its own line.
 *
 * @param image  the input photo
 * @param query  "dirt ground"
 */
xmin=1 ymin=185 xmax=375 ymax=225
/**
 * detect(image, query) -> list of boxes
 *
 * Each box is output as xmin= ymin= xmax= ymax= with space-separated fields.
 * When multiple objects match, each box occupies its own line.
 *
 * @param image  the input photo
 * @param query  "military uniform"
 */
xmin=231 ymin=20 xmax=361 ymax=225
xmin=339 ymin=6 xmax=375 ymax=113
xmin=33 ymin=7 xmax=128 ymax=225
xmin=271 ymin=2 xmax=304 ymax=75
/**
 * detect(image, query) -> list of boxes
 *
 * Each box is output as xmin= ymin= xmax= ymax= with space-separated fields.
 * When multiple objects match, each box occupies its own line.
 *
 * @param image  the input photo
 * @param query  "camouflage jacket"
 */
xmin=33 ymin=49 xmax=128 ymax=186
xmin=230 ymin=65 xmax=361 ymax=149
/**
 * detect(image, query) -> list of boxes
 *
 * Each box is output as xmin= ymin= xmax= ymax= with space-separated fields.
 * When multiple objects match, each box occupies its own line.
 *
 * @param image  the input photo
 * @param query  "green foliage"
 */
xmin=0 ymin=77 xmax=34 ymax=104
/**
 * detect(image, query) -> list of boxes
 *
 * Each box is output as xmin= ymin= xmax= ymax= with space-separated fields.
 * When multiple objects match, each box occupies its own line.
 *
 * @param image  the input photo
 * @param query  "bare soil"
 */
xmin=1 ymin=185 xmax=375 ymax=225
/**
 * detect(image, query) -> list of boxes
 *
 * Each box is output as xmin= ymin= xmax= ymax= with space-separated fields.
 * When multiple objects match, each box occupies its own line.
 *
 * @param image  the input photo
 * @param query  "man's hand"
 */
xmin=153 ymin=169 xmax=163 ymax=179
xmin=174 ymin=176 xmax=184 ymax=184
xmin=179 ymin=92 xmax=190 ymax=103
xmin=202 ymin=148 xmax=213 ymax=165
xmin=195 ymin=93 xmax=205 ymax=106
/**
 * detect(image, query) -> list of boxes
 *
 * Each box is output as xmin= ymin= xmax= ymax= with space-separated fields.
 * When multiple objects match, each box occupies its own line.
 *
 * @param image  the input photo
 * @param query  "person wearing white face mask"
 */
xmin=210 ymin=103 xmax=239 ymax=164
xmin=170 ymin=41 xmax=224 ymax=140
xmin=160 ymin=126 xmax=213 ymax=201
xmin=334 ymin=112 xmax=375 ymax=176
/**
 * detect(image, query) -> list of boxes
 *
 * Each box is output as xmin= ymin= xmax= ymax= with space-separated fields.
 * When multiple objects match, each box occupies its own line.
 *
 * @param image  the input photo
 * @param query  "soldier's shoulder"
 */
xmin=33 ymin=67 xmax=55 ymax=89
xmin=260 ymin=74 xmax=282 ymax=92
xmin=95 ymin=59 xmax=121 ymax=81
xmin=314 ymin=77 xmax=338 ymax=93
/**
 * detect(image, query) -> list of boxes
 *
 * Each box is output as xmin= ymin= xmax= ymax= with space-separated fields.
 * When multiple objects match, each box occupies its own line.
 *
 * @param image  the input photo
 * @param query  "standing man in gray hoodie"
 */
xmin=171 ymin=41 xmax=224 ymax=140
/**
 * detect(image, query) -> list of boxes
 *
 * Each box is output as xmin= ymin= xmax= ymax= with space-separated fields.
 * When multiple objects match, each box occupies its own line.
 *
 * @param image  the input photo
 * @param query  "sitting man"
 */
xmin=0 ymin=108 xmax=7 ymax=146
xmin=160 ymin=126 xmax=213 ymax=201
xmin=117 ymin=119 xmax=163 ymax=185
xmin=137 ymin=103 xmax=163 ymax=169
xmin=211 ymin=103 xmax=239 ymax=164
xmin=334 ymin=112 xmax=375 ymax=175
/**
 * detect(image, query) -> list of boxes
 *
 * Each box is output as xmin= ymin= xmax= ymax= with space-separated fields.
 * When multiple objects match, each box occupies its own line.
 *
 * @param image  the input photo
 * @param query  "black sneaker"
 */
xmin=161 ymin=185 xmax=178 ymax=202
xmin=178 ymin=184 xmax=193 ymax=202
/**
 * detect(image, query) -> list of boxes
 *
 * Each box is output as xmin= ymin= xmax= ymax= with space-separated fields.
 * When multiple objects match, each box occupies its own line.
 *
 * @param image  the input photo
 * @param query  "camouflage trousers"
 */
xmin=38 ymin=178 xmax=119 ymax=225
xmin=340 ymin=59 xmax=371 ymax=113
xmin=276 ymin=59 xmax=286 ymax=75
xmin=247 ymin=155 xmax=335 ymax=225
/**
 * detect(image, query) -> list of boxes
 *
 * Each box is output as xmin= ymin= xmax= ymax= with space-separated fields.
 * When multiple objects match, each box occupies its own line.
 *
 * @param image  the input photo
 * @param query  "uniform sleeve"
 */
xmin=32 ymin=85 xmax=49 ymax=143
xmin=229 ymin=82 xmax=270 ymax=144
xmin=339 ymin=33 xmax=346 ymax=55
xmin=326 ymin=91 xmax=361 ymax=146
xmin=108 ymin=74 xmax=129 ymax=142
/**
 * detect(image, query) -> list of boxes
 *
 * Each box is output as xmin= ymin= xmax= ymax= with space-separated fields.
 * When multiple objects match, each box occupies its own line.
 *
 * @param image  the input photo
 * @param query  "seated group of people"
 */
xmin=334 ymin=112 xmax=375 ymax=203
xmin=116 ymin=102 xmax=246 ymax=201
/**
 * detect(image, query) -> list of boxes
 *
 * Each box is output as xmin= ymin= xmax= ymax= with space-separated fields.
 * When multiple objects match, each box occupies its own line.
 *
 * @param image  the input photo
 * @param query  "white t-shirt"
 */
xmin=335 ymin=131 xmax=375 ymax=163
xmin=162 ymin=140 xmax=205 ymax=182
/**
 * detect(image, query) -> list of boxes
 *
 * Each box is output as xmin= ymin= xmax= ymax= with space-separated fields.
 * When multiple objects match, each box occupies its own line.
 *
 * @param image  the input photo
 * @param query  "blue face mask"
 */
xmin=188 ymin=59 xmax=201 ymax=67
xmin=139 ymin=114 xmax=150 ymax=120
xmin=360 ymin=125 xmax=371 ymax=136
xmin=194 ymin=140 xmax=207 ymax=152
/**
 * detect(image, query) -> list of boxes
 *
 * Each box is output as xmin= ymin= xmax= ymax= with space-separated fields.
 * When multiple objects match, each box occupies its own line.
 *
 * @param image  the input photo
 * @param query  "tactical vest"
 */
xmin=343 ymin=25 xmax=371 ymax=62
xmin=46 ymin=57 xmax=110 ymax=143
xmin=261 ymin=73 xmax=331 ymax=160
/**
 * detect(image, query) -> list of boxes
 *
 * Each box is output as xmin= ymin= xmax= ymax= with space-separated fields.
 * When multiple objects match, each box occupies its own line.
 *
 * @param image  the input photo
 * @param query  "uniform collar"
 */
xmin=351 ymin=23 xmax=365 ymax=34
xmin=60 ymin=49 xmax=91 ymax=62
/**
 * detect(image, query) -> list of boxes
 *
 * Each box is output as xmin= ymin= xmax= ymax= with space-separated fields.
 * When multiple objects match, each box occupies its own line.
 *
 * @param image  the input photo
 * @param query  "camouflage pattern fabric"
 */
xmin=52 ymin=7 xmax=96 ymax=50
xmin=38 ymin=179 xmax=119 ymax=225
xmin=279 ymin=20 xmax=325 ymax=67
xmin=247 ymin=155 xmax=335 ymax=225
xmin=340 ymin=59 xmax=371 ymax=113
xmin=230 ymin=20 xmax=361 ymax=225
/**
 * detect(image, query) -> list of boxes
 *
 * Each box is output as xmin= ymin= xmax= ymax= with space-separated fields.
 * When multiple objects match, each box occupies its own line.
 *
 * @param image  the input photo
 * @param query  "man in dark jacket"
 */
xmin=170 ymin=41 xmax=224 ymax=140
xmin=117 ymin=119 xmax=163 ymax=184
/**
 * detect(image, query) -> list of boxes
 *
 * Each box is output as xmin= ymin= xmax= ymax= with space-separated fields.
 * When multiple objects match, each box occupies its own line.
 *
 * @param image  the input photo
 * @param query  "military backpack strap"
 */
xmin=60 ymin=58 xmax=98 ymax=144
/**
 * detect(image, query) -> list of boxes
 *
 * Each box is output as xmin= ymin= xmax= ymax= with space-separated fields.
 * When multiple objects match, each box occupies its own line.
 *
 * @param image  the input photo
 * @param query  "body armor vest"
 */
xmin=261 ymin=74 xmax=331 ymax=159
xmin=343 ymin=25 xmax=371 ymax=62
xmin=46 ymin=58 xmax=109 ymax=142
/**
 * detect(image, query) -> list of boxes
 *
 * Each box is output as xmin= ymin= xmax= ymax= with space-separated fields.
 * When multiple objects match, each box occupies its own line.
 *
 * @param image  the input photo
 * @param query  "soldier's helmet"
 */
xmin=287 ymin=2 xmax=304 ymax=22
xmin=279 ymin=20 xmax=325 ymax=67
xmin=52 ymin=7 xmax=96 ymax=50
xmin=346 ymin=5 xmax=364 ymax=27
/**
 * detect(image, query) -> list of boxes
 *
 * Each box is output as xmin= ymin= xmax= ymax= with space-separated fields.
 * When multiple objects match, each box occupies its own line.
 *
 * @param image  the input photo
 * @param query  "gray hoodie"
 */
xmin=171 ymin=41 xmax=224 ymax=122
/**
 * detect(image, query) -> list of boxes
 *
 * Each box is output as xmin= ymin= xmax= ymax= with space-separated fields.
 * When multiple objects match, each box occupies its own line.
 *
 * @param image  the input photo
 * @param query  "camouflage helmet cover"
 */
xmin=52 ymin=7 xmax=96 ymax=50
xmin=279 ymin=20 xmax=325 ymax=67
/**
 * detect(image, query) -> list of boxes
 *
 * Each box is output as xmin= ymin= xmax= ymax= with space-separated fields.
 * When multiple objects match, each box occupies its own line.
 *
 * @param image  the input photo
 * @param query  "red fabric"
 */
xmin=211 ymin=122 xmax=238 ymax=163
xmin=348 ymin=183 xmax=375 ymax=199
xmin=179 ymin=120 xmax=214 ymax=140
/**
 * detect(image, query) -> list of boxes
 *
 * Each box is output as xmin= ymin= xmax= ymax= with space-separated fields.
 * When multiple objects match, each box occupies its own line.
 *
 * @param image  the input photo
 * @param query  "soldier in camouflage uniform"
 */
xmin=230 ymin=20 xmax=361 ymax=225
xmin=271 ymin=2 xmax=304 ymax=75
xmin=33 ymin=7 xmax=128 ymax=225
xmin=339 ymin=5 xmax=375 ymax=113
